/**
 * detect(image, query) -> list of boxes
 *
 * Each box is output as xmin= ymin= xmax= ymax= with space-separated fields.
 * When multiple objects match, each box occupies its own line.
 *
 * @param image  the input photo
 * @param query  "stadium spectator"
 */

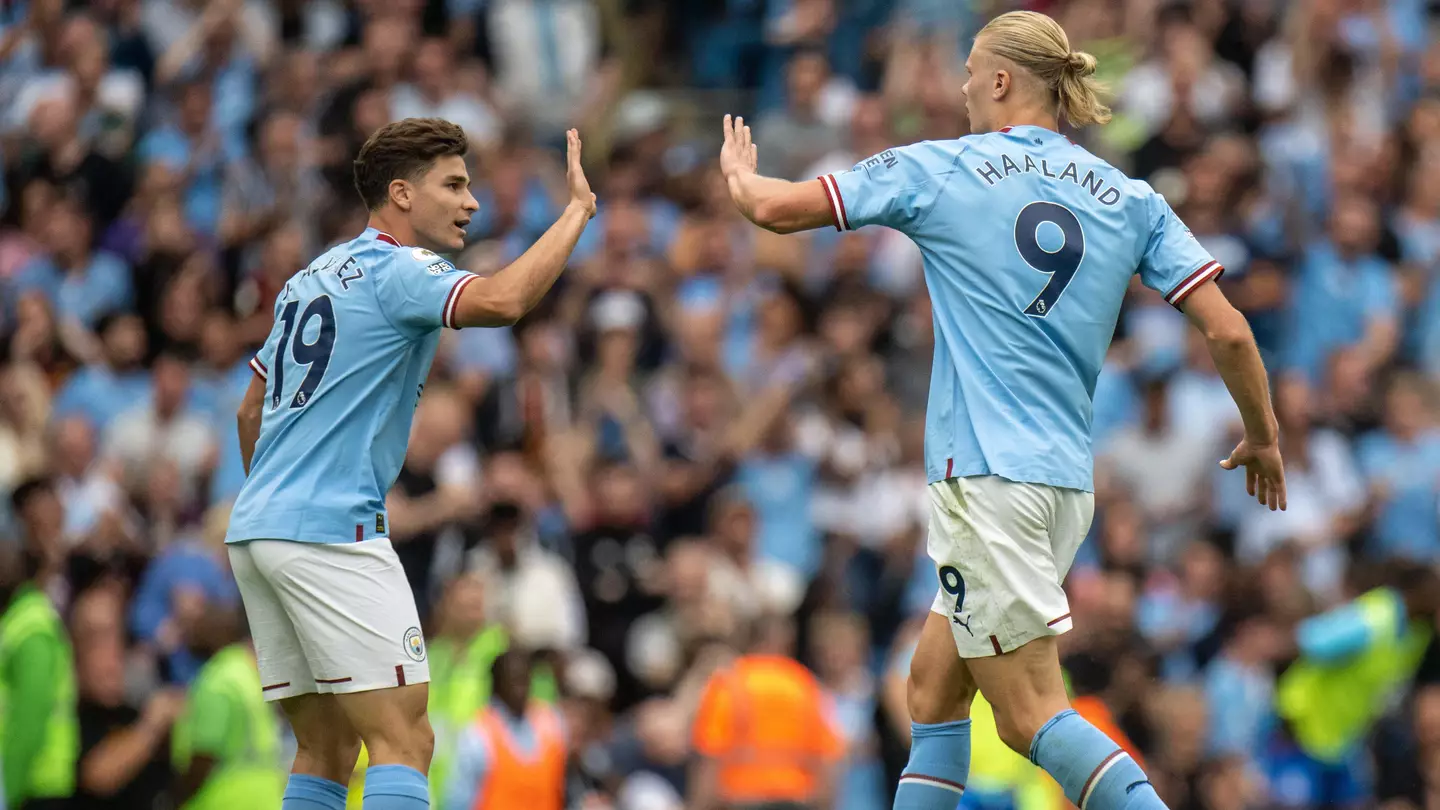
xmin=443 ymin=648 xmax=569 ymax=809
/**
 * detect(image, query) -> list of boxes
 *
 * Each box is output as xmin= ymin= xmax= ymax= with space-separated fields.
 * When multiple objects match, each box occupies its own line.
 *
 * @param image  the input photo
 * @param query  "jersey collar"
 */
xmin=364 ymin=227 xmax=402 ymax=247
xmin=998 ymin=124 xmax=1074 ymax=145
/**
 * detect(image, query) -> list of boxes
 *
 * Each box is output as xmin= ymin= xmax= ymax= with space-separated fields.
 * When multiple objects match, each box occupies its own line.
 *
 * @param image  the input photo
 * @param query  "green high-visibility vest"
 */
xmin=172 ymin=644 xmax=284 ymax=810
xmin=427 ymin=626 xmax=509 ymax=809
xmin=1277 ymin=588 xmax=1431 ymax=764
xmin=0 ymin=583 xmax=78 ymax=801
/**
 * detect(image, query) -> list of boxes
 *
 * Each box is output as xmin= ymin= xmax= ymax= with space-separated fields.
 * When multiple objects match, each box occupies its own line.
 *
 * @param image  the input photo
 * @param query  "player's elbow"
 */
xmin=1202 ymin=311 xmax=1253 ymax=351
xmin=752 ymin=199 xmax=788 ymax=232
xmin=752 ymin=199 xmax=808 ymax=234
xmin=236 ymin=393 xmax=263 ymax=429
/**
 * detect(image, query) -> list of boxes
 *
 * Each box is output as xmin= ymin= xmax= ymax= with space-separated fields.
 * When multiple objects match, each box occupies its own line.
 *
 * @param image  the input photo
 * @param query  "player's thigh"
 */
xmin=962 ymin=635 xmax=1071 ymax=754
xmin=280 ymin=693 xmax=362 ymax=782
xmin=907 ymin=609 xmax=978 ymax=725
xmin=228 ymin=541 xmax=316 ymax=701
xmin=250 ymin=538 xmax=431 ymax=695
xmin=925 ymin=476 xmax=1073 ymax=659
xmin=331 ymin=681 xmax=432 ymax=758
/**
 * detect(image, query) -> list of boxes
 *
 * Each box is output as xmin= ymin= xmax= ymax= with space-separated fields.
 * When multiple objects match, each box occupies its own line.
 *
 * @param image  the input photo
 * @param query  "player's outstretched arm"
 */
xmin=451 ymin=129 xmax=598 ymax=328
xmin=720 ymin=114 xmax=836 ymax=234
xmin=1179 ymin=282 xmax=1287 ymax=511
xmin=237 ymin=373 xmax=265 ymax=476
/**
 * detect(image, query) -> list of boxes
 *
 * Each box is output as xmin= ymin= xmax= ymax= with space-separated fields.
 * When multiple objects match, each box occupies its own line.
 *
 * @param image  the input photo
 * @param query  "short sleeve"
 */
xmin=1136 ymin=190 xmax=1224 ymax=309
xmin=249 ymin=297 xmax=286 ymax=381
xmin=373 ymin=248 xmax=480 ymax=335
xmin=824 ymin=144 xmax=944 ymax=234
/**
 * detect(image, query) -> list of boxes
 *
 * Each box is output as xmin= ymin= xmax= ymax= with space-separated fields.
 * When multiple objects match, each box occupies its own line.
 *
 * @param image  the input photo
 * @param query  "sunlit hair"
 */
xmin=977 ymin=11 xmax=1113 ymax=128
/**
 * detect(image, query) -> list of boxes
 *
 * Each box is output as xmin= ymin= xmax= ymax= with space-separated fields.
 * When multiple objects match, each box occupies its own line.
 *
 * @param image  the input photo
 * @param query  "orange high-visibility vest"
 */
xmin=691 ymin=655 xmax=844 ymax=803
xmin=470 ymin=703 xmax=566 ymax=810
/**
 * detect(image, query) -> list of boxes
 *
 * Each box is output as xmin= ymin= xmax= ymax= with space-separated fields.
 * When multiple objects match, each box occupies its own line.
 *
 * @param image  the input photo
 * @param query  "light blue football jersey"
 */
xmin=226 ymin=227 xmax=478 ymax=544
xmin=820 ymin=125 xmax=1222 ymax=492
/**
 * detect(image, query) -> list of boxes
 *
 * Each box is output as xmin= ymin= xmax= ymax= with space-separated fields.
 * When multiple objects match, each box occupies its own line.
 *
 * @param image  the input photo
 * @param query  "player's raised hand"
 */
xmin=566 ymin=128 xmax=597 ymax=218
xmin=1220 ymin=436 xmax=1287 ymax=511
xmin=720 ymin=114 xmax=758 ymax=178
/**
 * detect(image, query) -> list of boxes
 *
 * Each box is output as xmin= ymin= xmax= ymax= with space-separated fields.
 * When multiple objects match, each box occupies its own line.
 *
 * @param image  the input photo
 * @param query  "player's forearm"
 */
xmin=727 ymin=172 xmax=836 ymax=234
xmin=728 ymin=172 xmax=792 ymax=232
xmin=1205 ymin=326 xmax=1278 ymax=445
xmin=238 ymin=375 xmax=264 ymax=475
xmin=238 ymin=407 xmax=261 ymax=475
xmin=455 ymin=202 xmax=592 ymax=327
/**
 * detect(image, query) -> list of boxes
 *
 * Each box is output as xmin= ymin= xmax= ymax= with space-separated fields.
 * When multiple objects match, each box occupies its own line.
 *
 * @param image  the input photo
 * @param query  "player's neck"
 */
xmin=994 ymin=108 xmax=1060 ymax=133
xmin=366 ymin=212 xmax=418 ymax=247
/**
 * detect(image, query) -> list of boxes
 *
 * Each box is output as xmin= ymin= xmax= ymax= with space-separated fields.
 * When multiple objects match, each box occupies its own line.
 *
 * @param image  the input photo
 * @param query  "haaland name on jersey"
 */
xmin=974 ymin=150 xmax=1123 ymax=206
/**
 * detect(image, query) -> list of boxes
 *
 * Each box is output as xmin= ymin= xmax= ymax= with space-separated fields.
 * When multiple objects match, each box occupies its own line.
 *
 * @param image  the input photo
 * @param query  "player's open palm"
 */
xmin=1220 ymin=437 xmax=1287 ymax=511
xmin=566 ymin=129 xmax=597 ymax=217
xmin=720 ymin=114 xmax=758 ymax=178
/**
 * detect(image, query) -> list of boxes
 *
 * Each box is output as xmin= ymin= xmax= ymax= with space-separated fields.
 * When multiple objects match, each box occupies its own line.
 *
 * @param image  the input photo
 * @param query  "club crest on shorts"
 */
xmin=403 ymin=627 xmax=426 ymax=661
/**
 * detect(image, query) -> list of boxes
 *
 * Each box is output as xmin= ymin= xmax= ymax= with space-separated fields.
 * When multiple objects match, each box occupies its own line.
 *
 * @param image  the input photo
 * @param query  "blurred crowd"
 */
xmin=3 ymin=0 xmax=1440 ymax=808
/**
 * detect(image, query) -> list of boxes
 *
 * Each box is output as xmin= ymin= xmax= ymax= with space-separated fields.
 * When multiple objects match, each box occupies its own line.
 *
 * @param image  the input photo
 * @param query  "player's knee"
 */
xmin=906 ymin=671 xmax=974 ymax=725
xmin=295 ymin=730 xmax=362 ymax=784
xmin=990 ymin=703 xmax=1049 ymax=757
xmin=365 ymin=710 xmax=435 ymax=770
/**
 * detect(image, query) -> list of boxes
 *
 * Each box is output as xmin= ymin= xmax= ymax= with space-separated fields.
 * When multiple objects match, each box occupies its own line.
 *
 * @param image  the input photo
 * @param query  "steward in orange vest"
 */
xmin=439 ymin=649 xmax=568 ymax=810
xmin=690 ymin=644 xmax=844 ymax=809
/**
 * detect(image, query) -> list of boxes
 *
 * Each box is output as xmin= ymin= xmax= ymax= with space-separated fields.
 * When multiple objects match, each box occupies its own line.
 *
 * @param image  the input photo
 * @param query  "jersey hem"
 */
xmin=928 ymin=465 xmax=1095 ymax=494
xmin=225 ymin=535 xmax=390 ymax=545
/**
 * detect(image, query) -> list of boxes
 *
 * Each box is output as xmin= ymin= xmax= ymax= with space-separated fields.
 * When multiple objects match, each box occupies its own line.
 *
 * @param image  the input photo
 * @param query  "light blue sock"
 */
xmin=893 ymin=719 xmax=970 ymax=809
xmin=363 ymin=764 xmax=430 ymax=809
xmin=1029 ymin=709 xmax=1167 ymax=809
xmin=283 ymin=774 xmax=349 ymax=810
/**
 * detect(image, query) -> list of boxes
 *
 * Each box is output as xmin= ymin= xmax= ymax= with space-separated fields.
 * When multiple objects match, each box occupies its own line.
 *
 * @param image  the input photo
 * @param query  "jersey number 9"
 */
xmin=271 ymin=296 xmax=337 ymax=409
xmin=1015 ymin=201 xmax=1085 ymax=318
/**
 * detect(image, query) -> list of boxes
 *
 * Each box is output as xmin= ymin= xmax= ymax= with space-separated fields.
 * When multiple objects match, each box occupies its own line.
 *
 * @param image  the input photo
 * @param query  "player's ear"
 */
xmin=389 ymin=179 xmax=413 ymax=212
xmin=992 ymin=69 xmax=1010 ymax=102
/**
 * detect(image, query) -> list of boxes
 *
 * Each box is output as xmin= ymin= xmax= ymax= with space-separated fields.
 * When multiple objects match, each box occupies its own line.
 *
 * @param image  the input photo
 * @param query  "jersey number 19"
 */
xmin=271 ymin=296 xmax=337 ymax=409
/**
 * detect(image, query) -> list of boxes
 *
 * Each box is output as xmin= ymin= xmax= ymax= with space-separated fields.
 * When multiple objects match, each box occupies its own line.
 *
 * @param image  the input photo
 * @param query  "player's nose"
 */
xmin=462 ymin=192 xmax=480 ymax=212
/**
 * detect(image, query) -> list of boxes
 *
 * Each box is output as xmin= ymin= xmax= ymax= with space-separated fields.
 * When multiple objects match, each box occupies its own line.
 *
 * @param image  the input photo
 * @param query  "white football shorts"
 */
xmin=927 ymin=475 xmax=1095 ymax=658
xmin=229 ymin=537 xmax=430 ymax=701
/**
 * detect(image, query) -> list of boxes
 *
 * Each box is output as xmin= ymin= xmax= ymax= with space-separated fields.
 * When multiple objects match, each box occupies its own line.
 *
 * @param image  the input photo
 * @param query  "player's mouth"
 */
xmin=453 ymin=217 xmax=470 ymax=233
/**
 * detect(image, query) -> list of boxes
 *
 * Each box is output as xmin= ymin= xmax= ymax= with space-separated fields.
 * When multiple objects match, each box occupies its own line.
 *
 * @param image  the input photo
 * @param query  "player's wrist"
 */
xmin=1245 ymin=422 xmax=1279 ymax=447
xmin=566 ymin=198 xmax=597 ymax=219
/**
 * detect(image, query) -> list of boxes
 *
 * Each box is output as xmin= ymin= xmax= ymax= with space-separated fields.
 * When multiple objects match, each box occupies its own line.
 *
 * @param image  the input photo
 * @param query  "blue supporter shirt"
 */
xmin=52 ymin=365 xmax=151 ymax=431
xmin=821 ymin=126 xmax=1221 ymax=491
xmin=15 ymin=251 xmax=133 ymax=328
xmin=138 ymin=126 xmax=245 ymax=236
xmin=1284 ymin=242 xmax=1398 ymax=383
xmin=1355 ymin=428 xmax=1440 ymax=562
xmin=737 ymin=452 xmax=819 ymax=576
xmin=226 ymin=228 xmax=481 ymax=545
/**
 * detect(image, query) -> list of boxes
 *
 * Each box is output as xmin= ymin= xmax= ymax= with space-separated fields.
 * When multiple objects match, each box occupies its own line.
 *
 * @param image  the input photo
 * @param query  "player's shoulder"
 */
xmin=855 ymin=138 xmax=969 ymax=174
xmin=395 ymin=245 xmax=461 ymax=277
